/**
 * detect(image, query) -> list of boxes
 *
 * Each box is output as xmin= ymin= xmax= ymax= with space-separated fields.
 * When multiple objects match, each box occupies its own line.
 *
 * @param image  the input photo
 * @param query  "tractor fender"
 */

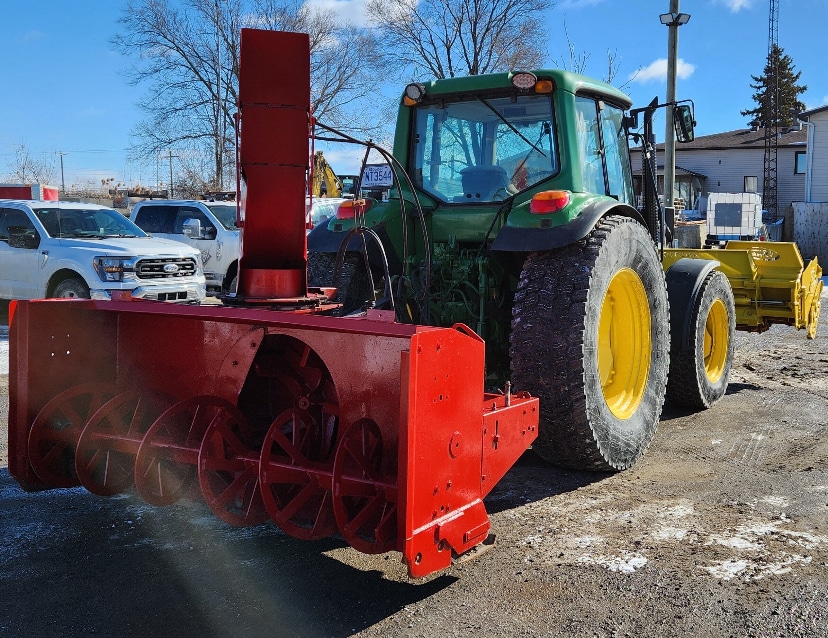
xmin=307 ymin=221 xmax=403 ymax=274
xmin=665 ymin=258 xmax=722 ymax=353
xmin=490 ymin=200 xmax=645 ymax=253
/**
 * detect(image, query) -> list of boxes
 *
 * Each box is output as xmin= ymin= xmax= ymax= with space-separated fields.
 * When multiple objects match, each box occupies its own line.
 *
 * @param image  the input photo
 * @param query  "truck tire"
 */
xmin=666 ymin=270 xmax=735 ymax=409
xmin=510 ymin=215 xmax=670 ymax=471
xmin=52 ymin=278 xmax=90 ymax=299
xmin=308 ymin=251 xmax=372 ymax=315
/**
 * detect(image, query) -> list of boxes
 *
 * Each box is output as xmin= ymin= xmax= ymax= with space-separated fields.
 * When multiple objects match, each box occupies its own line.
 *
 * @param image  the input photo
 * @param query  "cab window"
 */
xmin=0 ymin=208 xmax=37 ymax=242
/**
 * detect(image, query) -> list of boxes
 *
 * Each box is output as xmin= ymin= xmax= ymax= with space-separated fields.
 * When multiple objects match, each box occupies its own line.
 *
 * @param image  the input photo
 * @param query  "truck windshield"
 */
xmin=33 ymin=207 xmax=148 ymax=239
xmin=206 ymin=204 xmax=238 ymax=230
xmin=411 ymin=93 xmax=558 ymax=204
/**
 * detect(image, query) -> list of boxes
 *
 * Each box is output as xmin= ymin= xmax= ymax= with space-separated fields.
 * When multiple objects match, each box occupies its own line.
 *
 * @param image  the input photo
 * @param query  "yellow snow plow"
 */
xmin=664 ymin=241 xmax=823 ymax=338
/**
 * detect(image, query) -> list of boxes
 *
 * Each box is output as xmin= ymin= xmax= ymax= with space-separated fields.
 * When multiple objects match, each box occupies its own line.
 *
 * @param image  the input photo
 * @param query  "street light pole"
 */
xmin=661 ymin=1 xmax=690 ymax=214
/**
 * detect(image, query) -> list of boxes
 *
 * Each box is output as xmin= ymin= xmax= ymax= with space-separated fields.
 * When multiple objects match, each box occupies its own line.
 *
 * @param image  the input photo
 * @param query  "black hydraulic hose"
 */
xmin=315 ymin=122 xmax=433 ymax=323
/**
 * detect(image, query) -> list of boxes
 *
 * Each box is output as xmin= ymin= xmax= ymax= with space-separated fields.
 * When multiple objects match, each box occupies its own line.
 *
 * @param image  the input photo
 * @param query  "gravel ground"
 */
xmin=2 ymin=291 xmax=828 ymax=637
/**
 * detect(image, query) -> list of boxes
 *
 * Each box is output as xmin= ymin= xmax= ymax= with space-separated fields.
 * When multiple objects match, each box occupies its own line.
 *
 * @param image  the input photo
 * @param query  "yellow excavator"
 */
xmin=311 ymin=150 xmax=342 ymax=197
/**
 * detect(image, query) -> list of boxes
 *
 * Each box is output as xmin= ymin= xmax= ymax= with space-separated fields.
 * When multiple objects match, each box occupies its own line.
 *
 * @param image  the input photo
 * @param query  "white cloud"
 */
xmin=21 ymin=30 xmax=45 ymax=42
xmin=714 ymin=0 xmax=755 ymax=12
xmin=304 ymin=0 xmax=373 ymax=28
xmin=630 ymin=58 xmax=696 ymax=84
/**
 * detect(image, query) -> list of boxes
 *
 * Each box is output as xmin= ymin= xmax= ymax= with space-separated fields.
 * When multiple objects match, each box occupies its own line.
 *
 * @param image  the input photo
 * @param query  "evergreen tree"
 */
xmin=741 ymin=44 xmax=807 ymax=129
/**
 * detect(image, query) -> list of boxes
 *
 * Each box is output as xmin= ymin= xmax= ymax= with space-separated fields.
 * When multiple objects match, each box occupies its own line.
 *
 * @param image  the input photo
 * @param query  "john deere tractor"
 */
xmin=308 ymin=69 xmax=822 ymax=472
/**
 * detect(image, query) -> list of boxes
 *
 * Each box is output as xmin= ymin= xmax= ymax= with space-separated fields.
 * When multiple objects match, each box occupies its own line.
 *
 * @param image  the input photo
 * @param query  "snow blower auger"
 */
xmin=7 ymin=29 xmax=538 ymax=579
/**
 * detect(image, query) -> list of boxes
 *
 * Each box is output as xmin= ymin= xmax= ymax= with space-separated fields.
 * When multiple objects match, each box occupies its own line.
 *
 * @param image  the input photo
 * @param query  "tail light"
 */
xmin=336 ymin=199 xmax=371 ymax=220
xmin=530 ymin=190 xmax=571 ymax=214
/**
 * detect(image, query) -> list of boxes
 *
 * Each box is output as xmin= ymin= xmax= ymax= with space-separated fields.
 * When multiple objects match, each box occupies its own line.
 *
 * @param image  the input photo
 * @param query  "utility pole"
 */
xmin=166 ymin=149 xmax=179 ymax=199
xmin=58 ymin=151 xmax=69 ymax=194
xmin=660 ymin=1 xmax=690 ymax=218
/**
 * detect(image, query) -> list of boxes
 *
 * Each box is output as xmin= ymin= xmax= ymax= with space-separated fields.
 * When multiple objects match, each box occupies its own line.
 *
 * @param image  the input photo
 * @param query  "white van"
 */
xmin=131 ymin=200 xmax=240 ymax=294
xmin=0 ymin=200 xmax=206 ymax=302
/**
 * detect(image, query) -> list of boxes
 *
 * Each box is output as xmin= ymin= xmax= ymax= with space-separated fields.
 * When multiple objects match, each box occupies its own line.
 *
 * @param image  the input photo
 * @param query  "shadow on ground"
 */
xmin=0 ymin=469 xmax=454 ymax=638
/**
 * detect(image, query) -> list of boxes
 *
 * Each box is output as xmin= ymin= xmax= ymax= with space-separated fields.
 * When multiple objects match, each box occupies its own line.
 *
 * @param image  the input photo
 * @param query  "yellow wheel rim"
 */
xmin=597 ymin=268 xmax=651 ymax=420
xmin=704 ymin=298 xmax=729 ymax=383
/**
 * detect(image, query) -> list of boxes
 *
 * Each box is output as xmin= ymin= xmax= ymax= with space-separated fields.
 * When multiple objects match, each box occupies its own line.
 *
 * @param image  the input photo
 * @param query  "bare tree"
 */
xmin=113 ymin=0 xmax=386 ymax=189
xmin=4 ymin=145 xmax=56 ymax=184
xmin=555 ymin=20 xmax=625 ymax=87
xmin=366 ymin=0 xmax=553 ymax=79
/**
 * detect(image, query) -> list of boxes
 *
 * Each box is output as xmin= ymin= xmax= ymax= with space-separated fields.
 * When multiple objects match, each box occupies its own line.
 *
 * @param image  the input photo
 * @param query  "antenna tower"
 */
xmin=763 ymin=0 xmax=780 ymax=220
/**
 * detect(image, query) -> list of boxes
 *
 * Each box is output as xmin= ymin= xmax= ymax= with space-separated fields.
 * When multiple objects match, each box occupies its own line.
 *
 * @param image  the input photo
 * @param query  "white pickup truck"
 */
xmin=130 ymin=200 xmax=240 ymax=294
xmin=0 ymin=200 xmax=206 ymax=302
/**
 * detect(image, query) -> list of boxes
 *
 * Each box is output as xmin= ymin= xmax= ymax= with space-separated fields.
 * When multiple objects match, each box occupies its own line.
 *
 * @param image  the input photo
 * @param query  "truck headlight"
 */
xmin=93 ymin=257 xmax=128 ymax=282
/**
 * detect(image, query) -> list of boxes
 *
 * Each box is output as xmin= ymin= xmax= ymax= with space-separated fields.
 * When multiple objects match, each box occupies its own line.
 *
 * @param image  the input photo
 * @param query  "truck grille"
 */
xmin=135 ymin=257 xmax=198 ymax=279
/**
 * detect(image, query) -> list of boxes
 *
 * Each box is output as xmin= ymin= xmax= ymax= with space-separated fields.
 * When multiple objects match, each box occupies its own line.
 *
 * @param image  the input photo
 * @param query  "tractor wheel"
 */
xmin=666 ymin=270 xmax=735 ymax=409
xmin=308 ymin=251 xmax=372 ymax=315
xmin=510 ymin=215 xmax=670 ymax=471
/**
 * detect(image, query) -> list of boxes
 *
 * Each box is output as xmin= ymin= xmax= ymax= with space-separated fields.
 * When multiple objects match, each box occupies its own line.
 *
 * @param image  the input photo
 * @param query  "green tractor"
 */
xmin=308 ymin=69 xmax=822 ymax=472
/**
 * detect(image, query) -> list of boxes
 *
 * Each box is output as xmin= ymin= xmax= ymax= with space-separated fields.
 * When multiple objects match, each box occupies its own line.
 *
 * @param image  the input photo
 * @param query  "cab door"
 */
xmin=0 ymin=207 xmax=42 ymax=299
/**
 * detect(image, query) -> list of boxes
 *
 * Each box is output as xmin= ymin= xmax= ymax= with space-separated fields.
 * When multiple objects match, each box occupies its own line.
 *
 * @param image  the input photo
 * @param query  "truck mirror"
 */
xmin=8 ymin=227 xmax=40 ymax=250
xmin=182 ymin=217 xmax=202 ymax=238
xmin=674 ymin=104 xmax=695 ymax=143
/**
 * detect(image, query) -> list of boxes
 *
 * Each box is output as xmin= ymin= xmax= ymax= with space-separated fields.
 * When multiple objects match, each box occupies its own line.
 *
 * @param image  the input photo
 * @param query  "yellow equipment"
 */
xmin=664 ymin=241 xmax=823 ymax=338
xmin=311 ymin=151 xmax=342 ymax=197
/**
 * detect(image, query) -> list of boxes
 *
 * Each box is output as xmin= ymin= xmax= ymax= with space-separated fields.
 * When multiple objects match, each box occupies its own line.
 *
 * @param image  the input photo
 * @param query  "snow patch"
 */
xmin=656 ymin=525 xmax=689 ymax=541
xmin=700 ymin=554 xmax=812 ymax=581
xmin=578 ymin=553 xmax=648 ymax=573
xmin=761 ymin=495 xmax=789 ymax=508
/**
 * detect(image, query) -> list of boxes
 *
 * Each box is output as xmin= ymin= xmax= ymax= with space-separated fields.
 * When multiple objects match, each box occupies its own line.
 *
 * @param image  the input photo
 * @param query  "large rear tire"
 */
xmin=666 ymin=270 xmax=735 ymax=409
xmin=510 ymin=215 xmax=670 ymax=471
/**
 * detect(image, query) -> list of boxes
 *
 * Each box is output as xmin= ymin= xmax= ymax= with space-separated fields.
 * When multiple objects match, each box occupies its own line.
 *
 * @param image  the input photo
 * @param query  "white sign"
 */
xmin=361 ymin=164 xmax=394 ymax=189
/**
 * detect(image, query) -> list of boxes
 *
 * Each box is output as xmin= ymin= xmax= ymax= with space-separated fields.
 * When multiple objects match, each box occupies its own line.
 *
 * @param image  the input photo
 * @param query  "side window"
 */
xmin=134 ymin=206 xmax=176 ymax=233
xmin=574 ymin=96 xmax=606 ymax=196
xmin=794 ymin=151 xmax=806 ymax=175
xmin=600 ymin=103 xmax=635 ymax=205
xmin=0 ymin=208 xmax=36 ymax=242
xmin=173 ymin=208 xmax=213 ymax=234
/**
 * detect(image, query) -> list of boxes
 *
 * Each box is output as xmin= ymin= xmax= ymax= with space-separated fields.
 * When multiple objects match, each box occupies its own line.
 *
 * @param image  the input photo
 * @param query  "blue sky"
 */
xmin=2 ymin=0 xmax=827 ymax=187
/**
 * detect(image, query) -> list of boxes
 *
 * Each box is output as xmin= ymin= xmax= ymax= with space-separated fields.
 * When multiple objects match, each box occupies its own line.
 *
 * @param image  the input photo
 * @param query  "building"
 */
xmin=632 ymin=126 xmax=808 ymax=215
xmin=797 ymin=105 xmax=828 ymax=202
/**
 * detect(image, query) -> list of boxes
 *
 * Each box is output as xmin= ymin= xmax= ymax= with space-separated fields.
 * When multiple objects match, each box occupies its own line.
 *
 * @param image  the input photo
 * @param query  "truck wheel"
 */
xmin=52 ymin=278 xmax=90 ymax=299
xmin=666 ymin=271 xmax=735 ymax=409
xmin=222 ymin=263 xmax=238 ymax=295
xmin=308 ymin=251 xmax=372 ymax=315
xmin=510 ymin=215 xmax=670 ymax=471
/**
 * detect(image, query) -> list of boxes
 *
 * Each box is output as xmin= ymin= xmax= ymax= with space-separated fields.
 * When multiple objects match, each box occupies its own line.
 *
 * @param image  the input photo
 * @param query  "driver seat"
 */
xmin=459 ymin=166 xmax=508 ymax=201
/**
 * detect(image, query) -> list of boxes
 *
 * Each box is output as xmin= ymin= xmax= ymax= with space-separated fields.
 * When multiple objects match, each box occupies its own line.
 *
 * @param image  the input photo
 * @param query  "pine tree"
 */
xmin=741 ymin=44 xmax=807 ymax=129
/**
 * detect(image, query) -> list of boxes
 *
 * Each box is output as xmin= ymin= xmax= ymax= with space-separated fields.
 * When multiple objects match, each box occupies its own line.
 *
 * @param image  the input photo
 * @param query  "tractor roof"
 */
xmin=415 ymin=69 xmax=632 ymax=110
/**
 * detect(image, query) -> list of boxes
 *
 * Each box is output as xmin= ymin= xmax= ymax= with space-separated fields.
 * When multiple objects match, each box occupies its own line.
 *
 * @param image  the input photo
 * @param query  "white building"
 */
xmin=632 ymin=126 xmax=808 ymax=216
xmin=797 ymin=105 xmax=828 ymax=202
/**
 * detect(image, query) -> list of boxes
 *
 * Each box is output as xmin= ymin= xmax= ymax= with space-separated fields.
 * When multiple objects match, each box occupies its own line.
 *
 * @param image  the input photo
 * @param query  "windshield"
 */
xmin=411 ymin=94 xmax=558 ymax=203
xmin=205 ymin=204 xmax=238 ymax=230
xmin=33 ymin=206 xmax=148 ymax=239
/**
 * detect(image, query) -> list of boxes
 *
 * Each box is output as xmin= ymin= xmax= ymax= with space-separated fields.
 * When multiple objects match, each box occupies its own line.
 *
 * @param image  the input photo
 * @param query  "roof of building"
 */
xmin=662 ymin=126 xmax=807 ymax=150
xmin=800 ymin=105 xmax=828 ymax=119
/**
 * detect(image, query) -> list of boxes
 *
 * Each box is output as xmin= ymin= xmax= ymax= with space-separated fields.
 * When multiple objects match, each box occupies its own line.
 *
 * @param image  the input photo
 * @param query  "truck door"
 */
xmin=0 ymin=207 xmax=42 ymax=298
xmin=172 ymin=207 xmax=219 ymax=283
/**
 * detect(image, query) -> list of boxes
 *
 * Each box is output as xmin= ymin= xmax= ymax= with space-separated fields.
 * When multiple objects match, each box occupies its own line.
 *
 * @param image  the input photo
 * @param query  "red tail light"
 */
xmin=336 ymin=199 xmax=371 ymax=220
xmin=530 ymin=190 xmax=571 ymax=214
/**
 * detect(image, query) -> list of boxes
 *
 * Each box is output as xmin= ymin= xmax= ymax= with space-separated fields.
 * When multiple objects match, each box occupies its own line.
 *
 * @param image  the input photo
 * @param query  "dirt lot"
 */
xmin=2 ymin=293 xmax=828 ymax=638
